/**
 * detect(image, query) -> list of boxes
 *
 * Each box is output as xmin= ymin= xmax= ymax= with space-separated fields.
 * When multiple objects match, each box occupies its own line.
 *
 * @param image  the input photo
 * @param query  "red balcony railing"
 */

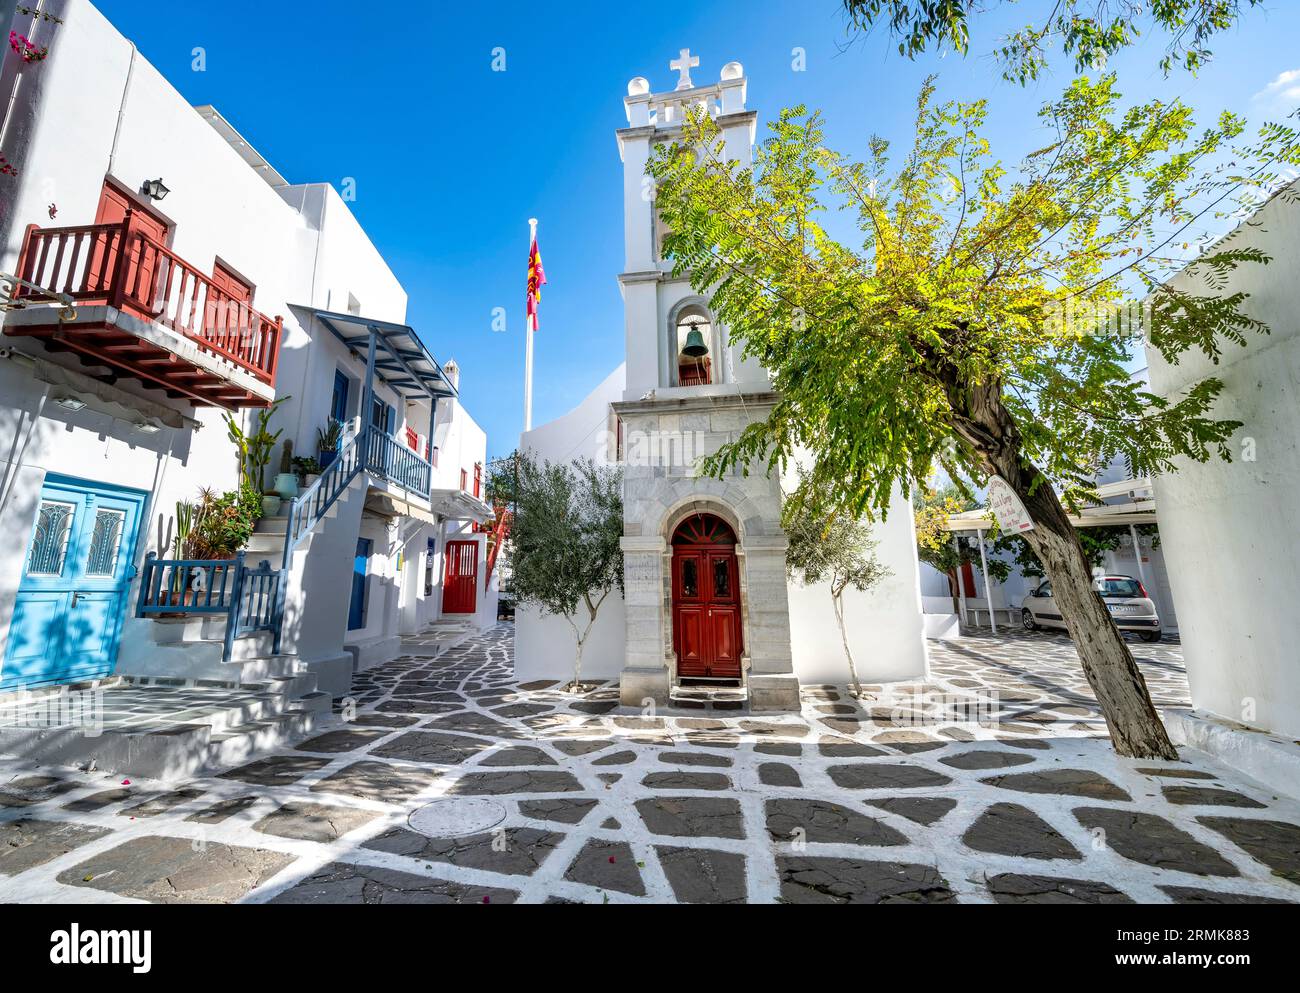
xmin=14 ymin=211 xmax=282 ymax=385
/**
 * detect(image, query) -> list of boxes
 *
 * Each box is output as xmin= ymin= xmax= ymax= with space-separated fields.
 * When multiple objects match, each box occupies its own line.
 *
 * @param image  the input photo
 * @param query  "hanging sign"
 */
xmin=987 ymin=476 xmax=1035 ymax=533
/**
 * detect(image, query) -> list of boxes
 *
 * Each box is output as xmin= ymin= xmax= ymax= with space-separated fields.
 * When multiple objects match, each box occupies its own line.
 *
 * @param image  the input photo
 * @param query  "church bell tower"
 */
xmin=611 ymin=52 xmax=801 ymax=711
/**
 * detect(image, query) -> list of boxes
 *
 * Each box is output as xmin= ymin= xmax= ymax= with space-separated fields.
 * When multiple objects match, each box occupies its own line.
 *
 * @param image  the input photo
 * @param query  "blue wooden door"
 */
xmin=330 ymin=370 xmax=350 ymax=426
xmin=1 ymin=475 xmax=146 ymax=689
xmin=348 ymin=537 xmax=372 ymax=631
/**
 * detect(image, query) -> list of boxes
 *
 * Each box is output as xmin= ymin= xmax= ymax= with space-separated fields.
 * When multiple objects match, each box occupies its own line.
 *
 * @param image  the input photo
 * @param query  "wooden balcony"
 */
xmin=4 ymin=212 xmax=282 ymax=408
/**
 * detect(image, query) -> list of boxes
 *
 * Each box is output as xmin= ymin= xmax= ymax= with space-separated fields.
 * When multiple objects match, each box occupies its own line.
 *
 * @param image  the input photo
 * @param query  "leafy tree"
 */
xmin=648 ymin=75 xmax=1299 ymax=758
xmin=508 ymin=453 xmax=623 ymax=691
xmin=913 ymin=484 xmax=1009 ymax=615
xmin=785 ymin=501 xmax=891 ymax=698
xmin=996 ymin=523 xmax=1160 ymax=579
xmin=843 ymin=1 xmax=1265 ymax=82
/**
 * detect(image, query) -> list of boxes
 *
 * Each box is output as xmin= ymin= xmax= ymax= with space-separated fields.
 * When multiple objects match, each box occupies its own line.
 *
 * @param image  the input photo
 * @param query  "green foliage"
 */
xmin=912 ymin=484 xmax=1011 ymax=583
xmin=785 ymin=498 xmax=890 ymax=596
xmin=843 ymin=1 xmax=1266 ymax=82
xmin=291 ymin=455 xmax=322 ymax=477
xmin=188 ymin=485 xmax=262 ymax=558
xmin=172 ymin=499 xmax=197 ymax=560
xmin=485 ymin=451 xmax=521 ymax=508
xmin=648 ymin=76 xmax=1299 ymax=525
xmin=508 ymin=452 xmax=624 ymax=627
xmin=224 ymin=397 xmax=290 ymax=493
xmin=317 ymin=417 xmax=343 ymax=452
xmin=994 ymin=523 xmax=1160 ymax=578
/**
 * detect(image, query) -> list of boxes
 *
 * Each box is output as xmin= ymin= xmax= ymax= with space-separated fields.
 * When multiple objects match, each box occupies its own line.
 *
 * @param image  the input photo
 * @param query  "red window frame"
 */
xmin=473 ymin=462 xmax=482 ymax=499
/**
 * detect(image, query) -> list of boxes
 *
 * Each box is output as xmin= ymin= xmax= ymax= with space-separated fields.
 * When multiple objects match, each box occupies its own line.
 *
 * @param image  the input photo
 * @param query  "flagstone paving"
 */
xmin=1 ymin=625 xmax=1299 ymax=904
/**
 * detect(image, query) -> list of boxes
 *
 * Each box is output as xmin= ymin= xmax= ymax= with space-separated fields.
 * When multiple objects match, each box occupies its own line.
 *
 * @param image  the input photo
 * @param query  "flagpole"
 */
xmin=524 ymin=217 xmax=537 ymax=434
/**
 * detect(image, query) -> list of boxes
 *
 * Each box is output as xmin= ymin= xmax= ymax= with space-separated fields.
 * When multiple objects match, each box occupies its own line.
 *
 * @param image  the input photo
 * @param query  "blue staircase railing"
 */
xmin=137 ymin=424 xmax=433 ymax=662
xmin=135 ymin=551 xmax=281 ymax=662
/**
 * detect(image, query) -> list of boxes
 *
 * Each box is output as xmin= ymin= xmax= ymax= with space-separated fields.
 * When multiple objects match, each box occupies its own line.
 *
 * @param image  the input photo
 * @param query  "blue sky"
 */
xmin=94 ymin=0 xmax=1300 ymax=460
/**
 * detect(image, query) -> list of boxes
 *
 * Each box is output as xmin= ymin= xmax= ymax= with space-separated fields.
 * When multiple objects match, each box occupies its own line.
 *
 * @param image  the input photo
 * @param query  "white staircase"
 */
xmin=0 ymin=667 xmax=332 ymax=781
xmin=107 ymin=488 xmax=364 ymax=776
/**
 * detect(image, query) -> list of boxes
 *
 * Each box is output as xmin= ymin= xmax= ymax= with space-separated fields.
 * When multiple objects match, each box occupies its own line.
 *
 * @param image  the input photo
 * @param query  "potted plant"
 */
xmin=273 ymin=439 xmax=299 ymax=501
xmin=189 ymin=485 xmax=262 ymax=560
xmin=223 ymin=396 xmax=290 ymax=494
xmin=317 ymin=417 xmax=343 ymax=470
xmin=292 ymin=454 xmax=322 ymax=488
xmin=160 ymin=498 xmax=199 ymax=612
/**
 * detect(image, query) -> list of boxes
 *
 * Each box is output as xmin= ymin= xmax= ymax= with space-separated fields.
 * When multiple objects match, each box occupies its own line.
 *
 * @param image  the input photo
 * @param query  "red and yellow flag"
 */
xmin=526 ymin=236 xmax=546 ymax=331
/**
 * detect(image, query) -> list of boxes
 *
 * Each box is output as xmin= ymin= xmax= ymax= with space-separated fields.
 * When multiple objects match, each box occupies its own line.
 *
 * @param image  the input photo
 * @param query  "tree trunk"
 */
xmin=832 ymin=585 xmax=863 ymax=698
xmin=939 ymin=371 xmax=1177 ymax=759
xmin=946 ymin=568 xmax=961 ymax=618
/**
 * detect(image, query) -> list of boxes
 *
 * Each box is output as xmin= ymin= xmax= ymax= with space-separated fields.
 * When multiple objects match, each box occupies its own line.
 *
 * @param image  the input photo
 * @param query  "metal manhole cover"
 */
xmin=408 ymin=798 xmax=507 ymax=838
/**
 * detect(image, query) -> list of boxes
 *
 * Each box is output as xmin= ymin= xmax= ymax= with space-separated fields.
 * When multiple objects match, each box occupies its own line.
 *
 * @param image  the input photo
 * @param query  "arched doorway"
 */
xmin=671 ymin=513 xmax=743 ymax=679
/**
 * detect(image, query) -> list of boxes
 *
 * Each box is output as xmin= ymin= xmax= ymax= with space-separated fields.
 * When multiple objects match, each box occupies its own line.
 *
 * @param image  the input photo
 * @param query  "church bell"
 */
xmin=681 ymin=326 xmax=708 ymax=357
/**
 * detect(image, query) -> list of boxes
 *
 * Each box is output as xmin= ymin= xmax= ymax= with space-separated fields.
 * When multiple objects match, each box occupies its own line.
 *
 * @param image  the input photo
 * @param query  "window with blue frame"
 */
xmin=371 ymin=396 xmax=395 ymax=435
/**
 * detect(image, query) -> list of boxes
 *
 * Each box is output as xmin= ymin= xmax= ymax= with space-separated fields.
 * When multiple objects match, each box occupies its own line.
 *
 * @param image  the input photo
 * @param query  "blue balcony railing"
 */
xmin=363 ymin=424 xmax=432 ymax=499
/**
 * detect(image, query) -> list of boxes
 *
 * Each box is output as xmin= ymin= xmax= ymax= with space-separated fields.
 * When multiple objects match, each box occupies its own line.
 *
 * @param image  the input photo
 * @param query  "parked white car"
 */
xmin=1021 ymin=574 xmax=1162 ymax=642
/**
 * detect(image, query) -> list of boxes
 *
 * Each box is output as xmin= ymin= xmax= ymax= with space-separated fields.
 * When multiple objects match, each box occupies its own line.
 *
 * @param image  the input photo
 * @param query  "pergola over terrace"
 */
xmin=940 ymin=478 xmax=1158 ymax=632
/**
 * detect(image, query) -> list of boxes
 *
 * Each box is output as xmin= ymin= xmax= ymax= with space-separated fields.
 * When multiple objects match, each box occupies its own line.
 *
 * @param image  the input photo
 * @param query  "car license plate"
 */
xmin=1107 ymin=604 xmax=1136 ymax=615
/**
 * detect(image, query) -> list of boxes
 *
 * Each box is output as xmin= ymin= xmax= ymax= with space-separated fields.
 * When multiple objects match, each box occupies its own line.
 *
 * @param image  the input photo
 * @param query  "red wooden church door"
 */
xmin=442 ymin=540 xmax=478 ymax=614
xmin=672 ymin=515 xmax=742 ymax=679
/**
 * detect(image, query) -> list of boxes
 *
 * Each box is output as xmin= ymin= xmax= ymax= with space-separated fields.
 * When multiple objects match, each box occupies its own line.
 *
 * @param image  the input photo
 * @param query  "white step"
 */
xmin=261 ymin=670 xmax=319 ymax=698
xmin=669 ymin=684 xmax=748 ymax=704
xmin=0 ymin=721 xmax=214 ymax=781
xmin=205 ymin=710 xmax=322 ymax=769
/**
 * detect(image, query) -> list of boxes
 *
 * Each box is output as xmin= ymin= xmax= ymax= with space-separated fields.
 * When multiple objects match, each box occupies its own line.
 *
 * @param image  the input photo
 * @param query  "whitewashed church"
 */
xmin=516 ymin=52 xmax=927 ymax=709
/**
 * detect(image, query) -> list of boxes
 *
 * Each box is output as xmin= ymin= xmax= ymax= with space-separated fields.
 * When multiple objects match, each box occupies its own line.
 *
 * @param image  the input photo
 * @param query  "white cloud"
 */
xmin=1252 ymin=68 xmax=1300 ymax=115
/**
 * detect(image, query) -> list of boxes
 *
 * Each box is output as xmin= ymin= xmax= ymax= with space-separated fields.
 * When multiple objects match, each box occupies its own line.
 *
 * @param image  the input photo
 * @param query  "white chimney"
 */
xmin=444 ymin=357 xmax=460 ymax=391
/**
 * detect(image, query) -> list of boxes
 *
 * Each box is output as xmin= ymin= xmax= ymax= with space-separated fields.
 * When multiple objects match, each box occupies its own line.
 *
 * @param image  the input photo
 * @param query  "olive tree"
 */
xmin=508 ymin=453 xmax=623 ymax=691
xmin=785 ymin=502 xmax=891 ymax=698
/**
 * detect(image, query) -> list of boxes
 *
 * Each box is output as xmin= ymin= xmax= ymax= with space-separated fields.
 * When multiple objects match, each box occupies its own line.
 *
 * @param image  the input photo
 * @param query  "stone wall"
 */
xmin=613 ymin=392 xmax=800 ymax=711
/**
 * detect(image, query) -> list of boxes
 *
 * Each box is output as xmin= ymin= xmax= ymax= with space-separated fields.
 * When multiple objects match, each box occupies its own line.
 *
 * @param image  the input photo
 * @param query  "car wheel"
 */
xmin=1138 ymin=631 xmax=1162 ymax=643
xmin=1021 ymin=608 xmax=1038 ymax=632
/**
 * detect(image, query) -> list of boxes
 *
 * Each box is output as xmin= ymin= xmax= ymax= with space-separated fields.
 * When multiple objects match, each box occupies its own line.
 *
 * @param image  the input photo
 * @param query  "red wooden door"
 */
xmin=209 ymin=261 xmax=253 ymax=356
xmin=442 ymin=540 xmax=478 ymax=614
xmin=671 ymin=515 xmax=742 ymax=679
xmin=210 ymin=262 xmax=253 ymax=302
xmin=93 ymin=183 xmax=170 ymax=313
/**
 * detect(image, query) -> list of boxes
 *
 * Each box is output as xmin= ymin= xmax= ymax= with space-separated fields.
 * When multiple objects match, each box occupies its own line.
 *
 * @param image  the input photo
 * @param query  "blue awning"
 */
xmin=290 ymin=306 xmax=458 ymax=401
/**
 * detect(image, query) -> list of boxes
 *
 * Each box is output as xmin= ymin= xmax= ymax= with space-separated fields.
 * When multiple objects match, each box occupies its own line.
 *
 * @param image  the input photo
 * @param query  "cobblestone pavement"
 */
xmin=2 ymin=625 xmax=1298 ymax=904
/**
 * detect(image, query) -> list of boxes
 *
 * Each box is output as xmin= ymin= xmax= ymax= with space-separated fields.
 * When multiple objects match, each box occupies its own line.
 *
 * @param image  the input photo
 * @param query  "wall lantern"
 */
xmin=141 ymin=178 xmax=170 ymax=201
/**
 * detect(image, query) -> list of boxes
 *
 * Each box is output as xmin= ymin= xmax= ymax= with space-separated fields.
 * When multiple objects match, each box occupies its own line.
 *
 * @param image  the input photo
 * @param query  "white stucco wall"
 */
xmin=1144 ymin=181 xmax=1300 ymax=737
xmin=0 ymin=0 xmax=488 ymax=684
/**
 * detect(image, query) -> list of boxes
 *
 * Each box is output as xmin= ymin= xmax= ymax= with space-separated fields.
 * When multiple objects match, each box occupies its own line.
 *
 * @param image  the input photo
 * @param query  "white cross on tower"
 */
xmin=670 ymin=48 xmax=699 ymax=91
